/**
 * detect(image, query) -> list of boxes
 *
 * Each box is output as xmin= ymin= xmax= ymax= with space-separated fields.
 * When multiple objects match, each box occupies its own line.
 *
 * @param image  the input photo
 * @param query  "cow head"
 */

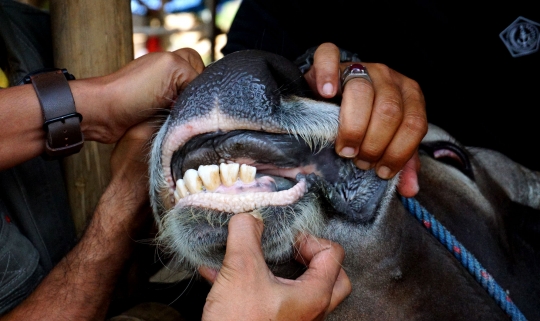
xmin=148 ymin=50 xmax=540 ymax=320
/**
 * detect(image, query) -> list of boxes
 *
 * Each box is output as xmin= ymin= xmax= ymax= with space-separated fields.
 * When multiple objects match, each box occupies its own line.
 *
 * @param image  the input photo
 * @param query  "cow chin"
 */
xmin=156 ymin=193 xmax=325 ymax=271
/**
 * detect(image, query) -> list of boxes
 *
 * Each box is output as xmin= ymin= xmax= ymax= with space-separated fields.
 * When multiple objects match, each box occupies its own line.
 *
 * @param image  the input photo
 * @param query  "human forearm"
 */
xmin=0 ymin=84 xmax=46 ymax=168
xmin=1 ymin=180 xmax=149 ymax=321
xmin=0 ymin=78 xmax=113 ymax=170
xmin=0 ymin=48 xmax=203 ymax=171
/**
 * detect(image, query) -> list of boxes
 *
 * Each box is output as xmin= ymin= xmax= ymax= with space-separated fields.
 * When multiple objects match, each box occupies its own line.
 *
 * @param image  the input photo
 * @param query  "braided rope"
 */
xmin=400 ymin=197 xmax=527 ymax=321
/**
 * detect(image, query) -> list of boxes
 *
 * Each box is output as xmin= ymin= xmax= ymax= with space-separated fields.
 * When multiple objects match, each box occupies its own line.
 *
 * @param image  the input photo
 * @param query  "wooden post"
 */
xmin=205 ymin=0 xmax=217 ymax=62
xmin=49 ymin=0 xmax=134 ymax=236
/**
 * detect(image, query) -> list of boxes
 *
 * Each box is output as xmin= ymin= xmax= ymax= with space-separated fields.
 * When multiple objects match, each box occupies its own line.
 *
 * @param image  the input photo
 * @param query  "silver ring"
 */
xmin=341 ymin=63 xmax=372 ymax=89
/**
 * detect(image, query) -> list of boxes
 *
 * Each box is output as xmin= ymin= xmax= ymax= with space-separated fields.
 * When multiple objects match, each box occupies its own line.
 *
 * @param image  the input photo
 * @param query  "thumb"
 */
xmin=224 ymin=213 xmax=264 ymax=260
xmin=199 ymin=213 xmax=265 ymax=283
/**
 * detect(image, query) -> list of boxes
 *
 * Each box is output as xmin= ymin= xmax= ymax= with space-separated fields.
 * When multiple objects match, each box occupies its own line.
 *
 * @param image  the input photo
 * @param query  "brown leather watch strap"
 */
xmin=30 ymin=70 xmax=84 ymax=159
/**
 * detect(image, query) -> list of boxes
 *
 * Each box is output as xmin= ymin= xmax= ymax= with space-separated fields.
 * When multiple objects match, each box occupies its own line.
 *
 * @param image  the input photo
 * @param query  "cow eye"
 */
xmin=420 ymin=142 xmax=474 ymax=179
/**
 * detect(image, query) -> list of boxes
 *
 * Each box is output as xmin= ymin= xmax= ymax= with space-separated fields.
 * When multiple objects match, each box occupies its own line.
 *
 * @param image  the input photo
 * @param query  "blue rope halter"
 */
xmin=400 ymin=196 xmax=527 ymax=321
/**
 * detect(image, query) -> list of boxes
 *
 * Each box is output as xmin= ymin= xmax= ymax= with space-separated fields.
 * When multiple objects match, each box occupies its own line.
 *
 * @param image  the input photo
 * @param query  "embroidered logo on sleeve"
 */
xmin=499 ymin=16 xmax=540 ymax=57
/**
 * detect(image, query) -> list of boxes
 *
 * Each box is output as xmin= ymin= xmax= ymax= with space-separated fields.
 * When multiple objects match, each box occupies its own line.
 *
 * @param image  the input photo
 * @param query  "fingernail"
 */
xmin=410 ymin=180 xmax=420 ymax=195
xmin=355 ymin=160 xmax=371 ymax=170
xmin=377 ymin=166 xmax=392 ymax=179
xmin=322 ymin=82 xmax=334 ymax=96
xmin=339 ymin=147 xmax=357 ymax=158
xmin=248 ymin=211 xmax=263 ymax=221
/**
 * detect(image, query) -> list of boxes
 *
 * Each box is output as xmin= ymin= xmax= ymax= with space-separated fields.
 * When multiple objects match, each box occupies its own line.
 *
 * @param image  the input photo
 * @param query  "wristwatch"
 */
xmin=22 ymin=68 xmax=84 ymax=159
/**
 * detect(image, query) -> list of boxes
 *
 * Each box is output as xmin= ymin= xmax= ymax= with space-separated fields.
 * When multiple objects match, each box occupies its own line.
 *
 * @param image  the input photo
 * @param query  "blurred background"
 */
xmin=131 ymin=0 xmax=241 ymax=64
xmin=1 ymin=0 xmax=243 ymax=237
xmin=12 ymin=0 xmax=241 ymax=66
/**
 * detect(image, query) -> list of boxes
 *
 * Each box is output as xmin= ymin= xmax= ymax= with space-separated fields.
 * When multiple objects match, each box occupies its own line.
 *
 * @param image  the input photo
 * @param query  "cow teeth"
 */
xmin=198 ymin=164 xmax=220 ymax=191
xmin=239 ymin=164 xmax=256 ymax=183
xmin=184 ymin=169 xmax=203 ymax=193
xmin=220 ymin=163 xmax=239 ymax=186
xmin=176 ymin=179 xmax=190 ymax=198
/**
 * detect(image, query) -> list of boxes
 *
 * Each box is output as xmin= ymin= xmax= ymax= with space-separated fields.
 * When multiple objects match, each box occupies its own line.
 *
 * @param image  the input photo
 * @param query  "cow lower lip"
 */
xmin=173 ymin=179 xmax=307 ymax=213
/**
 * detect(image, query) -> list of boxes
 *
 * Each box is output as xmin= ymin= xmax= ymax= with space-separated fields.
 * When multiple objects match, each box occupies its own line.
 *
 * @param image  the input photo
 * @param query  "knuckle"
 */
xmin=181 ymin=47 xmax=199 ymax=57
xmin=359 ymin=142 xmax=382 ymax=160
xmin=402 ymin=80 xmax=425 ymax=101
xmin=374 ymin=99 xmax=403 ymax=123
xmin=380 ymin=150 xmax=406 ymax=167
xmin=369 ymin=62 xmax=392 ymax=75
xmin=329 ymin=242 xmax=345 ymax=261
xmin=368 ymin=62 xmax=386 ymax=70
xmin=404 ymin=77 xmax=422 ymax=92
xmin=403 ymin=113 xmax=428 ymax=137
xmin=158 ymin=52 xmax=182 ymax=68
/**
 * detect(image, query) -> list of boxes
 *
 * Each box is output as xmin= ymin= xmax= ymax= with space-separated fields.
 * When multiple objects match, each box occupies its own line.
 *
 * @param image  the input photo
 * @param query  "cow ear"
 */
xmin=472 ymin=147 xmax=540 ymax=210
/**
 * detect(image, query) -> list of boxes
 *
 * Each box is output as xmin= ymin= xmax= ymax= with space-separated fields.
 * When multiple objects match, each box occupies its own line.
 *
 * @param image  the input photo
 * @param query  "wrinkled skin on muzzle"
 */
xmin=149 ymin=50 xmax=393 ymax=270
xmin=149 ymin=50 xmax=540 ymax=320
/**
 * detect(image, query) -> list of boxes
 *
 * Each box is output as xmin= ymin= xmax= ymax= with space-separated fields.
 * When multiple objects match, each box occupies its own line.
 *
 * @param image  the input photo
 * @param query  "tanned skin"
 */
xmin=2 ymin=122 xmax=155 ymax=321
xmin=0 ymin=48 xmax=203 ymax=320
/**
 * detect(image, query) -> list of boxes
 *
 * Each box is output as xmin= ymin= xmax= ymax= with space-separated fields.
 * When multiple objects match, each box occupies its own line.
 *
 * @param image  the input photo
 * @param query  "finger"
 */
xmin=327 ymin=268 xmax=352 ymax=313
xmin=198 ymin=266 xmax=219 ymax=284
xmin=225 ymin=213 xmax=264 ymax=255
xmin=287 ymin=234 xmax=348 ymax=316
xmin=127 ymin=119 xmax=159 ymax=141
xmin=293 ymin=234 xmax=345 ymax=291
xmin=221 ymin=213 xmax=267 ymax=273
xmin=353 ymin=63 xmax=404 ymax=172
xmin=372 ymin=80 xmax=427 ymax=180
xmin=335 ymin=64 xmax=375 ymax=159
xmin=310 ymin=43 xmax=340 ymax=98
xmin=171 ymin=58 xmax=203 ymax=93
xmin=110 ymin=120 xmax=156 ymax=171
xmin=396 ymin=151 xmax=421 ymax=197
xmin=172 ymin=47 xmax=205 ymax=73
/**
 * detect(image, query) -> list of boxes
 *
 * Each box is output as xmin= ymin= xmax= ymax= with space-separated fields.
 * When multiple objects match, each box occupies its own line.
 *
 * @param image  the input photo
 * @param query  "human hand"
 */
xmin=110 ymin=120 xmax=154 ymax=190
xmin=75 ymin=47 xmax=204 ymax=144
xmin=107 ymin=120 xmax=156 ymax=231
xmin=303 ymin=43 xmax=427 ymax=197
xmin=199 ymin=214 xmax=351 ymax=321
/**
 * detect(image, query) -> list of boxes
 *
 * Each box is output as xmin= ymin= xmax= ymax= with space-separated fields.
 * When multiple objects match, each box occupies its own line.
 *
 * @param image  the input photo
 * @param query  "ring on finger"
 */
xmin=341 ymin=63 xmax=372 ymax=90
